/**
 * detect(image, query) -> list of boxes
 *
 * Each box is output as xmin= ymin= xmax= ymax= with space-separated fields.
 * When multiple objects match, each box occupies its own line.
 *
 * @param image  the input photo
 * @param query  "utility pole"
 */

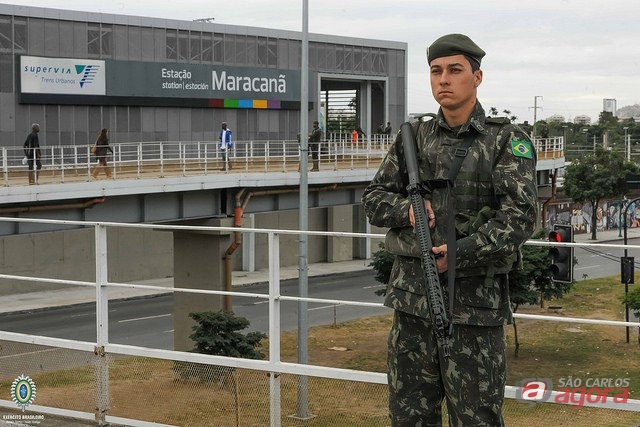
xmin=530 ymin=95 xmax=543 ymax=139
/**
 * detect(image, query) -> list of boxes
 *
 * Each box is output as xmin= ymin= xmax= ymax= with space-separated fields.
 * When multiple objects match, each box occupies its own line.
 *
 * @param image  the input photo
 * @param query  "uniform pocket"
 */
xmin=457 ymin=276 xmax=502 ymax=309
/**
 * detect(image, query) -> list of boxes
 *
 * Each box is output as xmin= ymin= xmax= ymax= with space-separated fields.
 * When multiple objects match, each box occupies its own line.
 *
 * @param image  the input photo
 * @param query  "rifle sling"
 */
xmin=445 ymin=133 xmax=475 ymax=325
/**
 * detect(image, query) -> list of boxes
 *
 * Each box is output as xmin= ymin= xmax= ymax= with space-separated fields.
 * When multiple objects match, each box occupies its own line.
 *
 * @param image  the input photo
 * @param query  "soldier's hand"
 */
xmin=432 ymin=244 xmax=448 ymax=273
xmin=409 ymin=200 xmax=435 ymax=228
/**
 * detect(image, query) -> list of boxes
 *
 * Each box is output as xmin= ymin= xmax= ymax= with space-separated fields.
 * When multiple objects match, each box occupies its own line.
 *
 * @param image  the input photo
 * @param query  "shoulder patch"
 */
xmin=511 ymin=139 xmax=533 ymax=159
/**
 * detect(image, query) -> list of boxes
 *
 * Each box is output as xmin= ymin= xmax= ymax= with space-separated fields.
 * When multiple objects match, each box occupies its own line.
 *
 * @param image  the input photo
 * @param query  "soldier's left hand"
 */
xmin=432 ymin=244 xmax=448 ymax=273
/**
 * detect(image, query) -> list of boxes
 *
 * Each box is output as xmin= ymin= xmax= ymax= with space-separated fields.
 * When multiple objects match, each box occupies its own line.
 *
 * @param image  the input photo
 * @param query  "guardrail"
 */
xmin=2 ymin=135 xmax=563 ymax=187
xmin=1 ymin=137 xmax=395 ymax=186
xmin=0 ymin=218 xmax=639 ymax=426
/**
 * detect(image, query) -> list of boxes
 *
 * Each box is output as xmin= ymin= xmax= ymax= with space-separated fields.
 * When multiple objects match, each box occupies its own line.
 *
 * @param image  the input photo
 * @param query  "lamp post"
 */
xmin=624 ymin=126 xmax=630 ymax=161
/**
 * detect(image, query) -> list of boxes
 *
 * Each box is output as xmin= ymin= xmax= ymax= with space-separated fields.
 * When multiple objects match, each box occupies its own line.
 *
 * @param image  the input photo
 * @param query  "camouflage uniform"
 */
xmin=362 ymin=102 xmax=538 ymax=426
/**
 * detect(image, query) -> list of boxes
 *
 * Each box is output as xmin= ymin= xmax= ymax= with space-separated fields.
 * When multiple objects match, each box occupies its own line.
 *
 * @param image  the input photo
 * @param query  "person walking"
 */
xmin=308 ymin=120 xmax=322 ymax=171
xmin=361 ymin=33 xmax=538 ymax=426
xmin=91 ymin=128 xmax=114 ymax=179
xmin=219 ymin=122 xmax=233 ymax=171
xmin=23 ymin=123 xmax=42 ymax=185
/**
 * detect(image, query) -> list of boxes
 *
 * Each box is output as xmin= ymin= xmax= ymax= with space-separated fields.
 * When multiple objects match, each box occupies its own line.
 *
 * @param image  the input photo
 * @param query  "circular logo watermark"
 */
xmin=11 ymin=374 xmax=37 ymax=412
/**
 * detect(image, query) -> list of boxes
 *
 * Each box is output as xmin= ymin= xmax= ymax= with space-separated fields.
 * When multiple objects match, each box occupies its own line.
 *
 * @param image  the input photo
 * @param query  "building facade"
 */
xmin=0 ymin=4 xmax=407 ymax=148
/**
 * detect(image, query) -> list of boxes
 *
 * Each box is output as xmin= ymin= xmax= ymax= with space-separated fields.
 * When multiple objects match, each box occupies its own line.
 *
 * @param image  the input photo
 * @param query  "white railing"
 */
xmin=1 ymin=218 xmax=640 ymax=425
xmin=0 ymin=138 xmax=391 ymax=186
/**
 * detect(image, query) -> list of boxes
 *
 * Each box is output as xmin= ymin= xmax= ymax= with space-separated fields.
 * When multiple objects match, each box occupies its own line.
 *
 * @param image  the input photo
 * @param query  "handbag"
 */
xmin=91 ymin=146 xmax=97 ymax=154
xmin=21 ymin=156 xmax=27 ymax=165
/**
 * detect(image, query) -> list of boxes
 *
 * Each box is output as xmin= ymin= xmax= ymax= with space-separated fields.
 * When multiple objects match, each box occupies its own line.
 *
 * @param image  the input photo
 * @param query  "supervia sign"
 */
xmin=20 ymin=56 xmax=106 ymax=95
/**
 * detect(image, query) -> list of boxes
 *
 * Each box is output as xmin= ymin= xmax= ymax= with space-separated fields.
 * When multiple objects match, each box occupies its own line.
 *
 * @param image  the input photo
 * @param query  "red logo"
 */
xmin=522 ymin=381 xmax=547 ymax=401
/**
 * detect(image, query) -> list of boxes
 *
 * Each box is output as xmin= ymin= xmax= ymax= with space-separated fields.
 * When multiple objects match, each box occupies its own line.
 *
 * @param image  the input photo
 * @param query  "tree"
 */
xmin=563 ymin=148 xmax=639 ymax=240
xmin=508 ymin=230 xmax=574 ymax=356
xmin=174 ymin=310 xmax=266 ymax=383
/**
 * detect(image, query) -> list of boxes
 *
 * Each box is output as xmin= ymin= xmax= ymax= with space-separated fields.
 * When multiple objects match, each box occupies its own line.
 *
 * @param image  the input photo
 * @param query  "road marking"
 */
xmin=309 ymin=304 xmax=344 ymax=311
xmin=118 ymin=313 xmax=171 ymax=323
xmin=363 ymin=284 xmax=385 ymax=289
xmin=0 ymin=348 xmax=59 ymax=359
xmin=575 ymin=265 xmax=601 ymax=270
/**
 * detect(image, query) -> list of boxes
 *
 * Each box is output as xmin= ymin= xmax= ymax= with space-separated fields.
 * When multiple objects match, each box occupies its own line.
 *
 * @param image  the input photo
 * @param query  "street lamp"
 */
xmin=624 ymin=126 xmax=630 ymax=161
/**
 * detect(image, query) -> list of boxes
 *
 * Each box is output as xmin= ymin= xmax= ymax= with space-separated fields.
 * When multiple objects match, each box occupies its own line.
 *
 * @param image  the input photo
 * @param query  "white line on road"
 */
xmin=118 ymin=314 xmax=171 ymax=323
xmin=0 ymin=348 xmax=60 ymax=359
xmin=575 ymin=265 xmax=601 ymax=271
xmin=309 ymin=304 xmax=344 ymax=311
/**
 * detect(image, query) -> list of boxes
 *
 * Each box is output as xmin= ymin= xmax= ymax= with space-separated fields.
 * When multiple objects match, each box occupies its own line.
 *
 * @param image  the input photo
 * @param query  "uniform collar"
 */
xmin=436 ymin=102 xmax=488 ymax=136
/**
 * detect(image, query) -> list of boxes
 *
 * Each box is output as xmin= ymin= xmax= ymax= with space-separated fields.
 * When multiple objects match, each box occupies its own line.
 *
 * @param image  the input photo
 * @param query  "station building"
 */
xmin=0 ymin=4 xmax=407 ymax=146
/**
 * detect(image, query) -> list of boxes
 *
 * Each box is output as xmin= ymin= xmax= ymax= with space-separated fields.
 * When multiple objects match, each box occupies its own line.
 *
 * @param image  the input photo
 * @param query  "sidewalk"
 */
xmin=2 ymin=227 xmax=639 ymax=316
xmin=0 ymin=259 xmax=373 ymax=315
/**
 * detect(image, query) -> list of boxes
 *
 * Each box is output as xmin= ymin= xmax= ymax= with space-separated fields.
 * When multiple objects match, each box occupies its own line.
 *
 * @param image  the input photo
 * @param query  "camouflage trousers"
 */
xmin=387 ymin=310 xmax=506 ymax=427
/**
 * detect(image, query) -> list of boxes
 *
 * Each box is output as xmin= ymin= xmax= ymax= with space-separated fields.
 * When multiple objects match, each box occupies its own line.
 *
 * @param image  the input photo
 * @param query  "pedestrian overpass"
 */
xmin=0 ymin=134 xmax=565 ymax=234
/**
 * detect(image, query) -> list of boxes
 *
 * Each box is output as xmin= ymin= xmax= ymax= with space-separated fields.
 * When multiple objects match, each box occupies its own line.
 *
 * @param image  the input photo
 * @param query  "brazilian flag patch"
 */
xmin=511 ymin=140 xmax=533 ymax=159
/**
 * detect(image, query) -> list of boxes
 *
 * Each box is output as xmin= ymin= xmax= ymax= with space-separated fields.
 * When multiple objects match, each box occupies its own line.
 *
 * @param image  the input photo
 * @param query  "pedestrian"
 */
xmin=23 ymin=123 xmax=42 ymax=185
xmin=361 ymin=33 xmax=538 ymax=426
xmin=308 ymin=120 xmax=322 ymax=171
xmin=219 ymin=121 xmax=233 ymax=171
xmin=91 ymin=128 xmax=114 ymax=179
xmin=384 ymin=122 xmax=392 ymax=134
xmin=351 ymin=128 xmax=358 ymax=144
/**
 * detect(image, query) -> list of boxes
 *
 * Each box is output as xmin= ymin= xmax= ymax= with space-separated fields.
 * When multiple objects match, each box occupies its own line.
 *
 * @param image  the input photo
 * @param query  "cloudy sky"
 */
xmin=6 ymin=0 xmax=640 ymax=123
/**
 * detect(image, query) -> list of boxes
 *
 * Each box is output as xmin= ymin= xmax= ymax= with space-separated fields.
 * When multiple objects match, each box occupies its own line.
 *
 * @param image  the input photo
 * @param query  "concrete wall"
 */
xmin=0 ymin=226 xmax=173 ymax=296
xmin=0 ymin=204 xmax=380 ymax=296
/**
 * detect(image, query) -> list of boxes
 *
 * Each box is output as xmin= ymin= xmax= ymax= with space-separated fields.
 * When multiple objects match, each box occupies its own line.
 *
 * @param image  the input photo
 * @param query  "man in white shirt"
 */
xmin=219 ymin=122 xmax=233 ymax=170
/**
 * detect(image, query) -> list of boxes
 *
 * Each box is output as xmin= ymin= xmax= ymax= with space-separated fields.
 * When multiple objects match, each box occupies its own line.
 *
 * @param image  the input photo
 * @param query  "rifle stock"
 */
xmin=400 ymin=121 xmax=451 ymax=358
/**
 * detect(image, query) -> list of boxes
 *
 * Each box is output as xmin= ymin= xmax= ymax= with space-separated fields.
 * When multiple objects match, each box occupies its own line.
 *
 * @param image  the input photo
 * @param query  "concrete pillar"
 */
xmin=173 ymin=217 xmax=233 ymax=352
xmin=327 ymin=205 xmax=353 ymax=262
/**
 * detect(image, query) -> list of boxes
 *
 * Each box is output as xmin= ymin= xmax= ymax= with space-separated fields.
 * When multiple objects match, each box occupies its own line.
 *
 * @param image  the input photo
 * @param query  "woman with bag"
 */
xmin=92 ymin=128 xmax=114 ymax=179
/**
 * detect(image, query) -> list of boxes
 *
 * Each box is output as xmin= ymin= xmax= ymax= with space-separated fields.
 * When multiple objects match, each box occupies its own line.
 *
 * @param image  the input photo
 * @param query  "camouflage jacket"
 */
xmin=361 ymin=102 xmax=538 ymax=325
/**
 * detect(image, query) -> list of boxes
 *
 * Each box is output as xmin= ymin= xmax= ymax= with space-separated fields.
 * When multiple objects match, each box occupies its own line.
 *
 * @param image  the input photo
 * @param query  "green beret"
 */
xmin=427 ymin=33 xmax=485 ymax=66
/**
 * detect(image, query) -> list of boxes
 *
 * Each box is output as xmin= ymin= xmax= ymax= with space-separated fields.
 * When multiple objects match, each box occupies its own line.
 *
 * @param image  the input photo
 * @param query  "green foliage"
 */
xmin=188 ymin=311 xmax=266 ymax=359
xmin=620 ymin=286 xmax=640 ymax=313
xmin=563 ymin=148 xmax=639 ymax=239
xmin=173 ymin=310 xmax=266 ymax=383
xmin=369 ymin=242 xmax=394 ymax=285
xmin=509 ymin=230 xmax=574 ymax=310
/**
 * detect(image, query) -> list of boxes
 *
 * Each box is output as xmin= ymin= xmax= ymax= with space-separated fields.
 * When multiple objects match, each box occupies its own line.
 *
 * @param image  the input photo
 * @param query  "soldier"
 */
xmin=308 ymin=120 xmax=322 ymax=171
xmin=361 ymin=33 xmax=538 ymax=426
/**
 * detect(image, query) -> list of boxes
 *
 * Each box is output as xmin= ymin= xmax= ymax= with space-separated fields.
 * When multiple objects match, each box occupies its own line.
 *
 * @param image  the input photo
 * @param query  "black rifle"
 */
xmin=400 ymin=121 xmax=451 ymax=358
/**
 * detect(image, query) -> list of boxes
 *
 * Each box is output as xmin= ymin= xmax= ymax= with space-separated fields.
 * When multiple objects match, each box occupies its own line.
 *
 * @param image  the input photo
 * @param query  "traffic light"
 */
xmin=548 ymin=224 xmax=574 ymax=283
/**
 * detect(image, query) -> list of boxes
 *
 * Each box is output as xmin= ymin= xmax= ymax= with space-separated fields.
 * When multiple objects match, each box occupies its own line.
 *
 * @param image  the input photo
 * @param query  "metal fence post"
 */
xmin=268 ymin=232 xmax=282 ymax=427
xmin=94 ymin=224 xmax=110 ymax=425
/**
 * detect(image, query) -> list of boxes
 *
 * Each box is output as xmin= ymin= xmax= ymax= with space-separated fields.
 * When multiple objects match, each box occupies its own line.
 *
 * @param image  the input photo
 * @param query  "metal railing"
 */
xmin=3 ymin=134 xmax=565 ymax=187
xmin=1 ymin=137 xmax=395 ymax=186
xmin=0 ymin=218 xmax=640 ymax=426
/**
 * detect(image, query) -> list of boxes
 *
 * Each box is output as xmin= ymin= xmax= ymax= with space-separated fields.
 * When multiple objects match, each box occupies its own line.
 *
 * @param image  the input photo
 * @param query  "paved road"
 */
xmin=0 ymin=270 xmax=388 ymax=351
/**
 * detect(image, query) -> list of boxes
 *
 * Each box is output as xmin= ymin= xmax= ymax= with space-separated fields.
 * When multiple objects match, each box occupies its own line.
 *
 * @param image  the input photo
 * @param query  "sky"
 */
xmin=6 ymin=0 xmax=640 ymax=124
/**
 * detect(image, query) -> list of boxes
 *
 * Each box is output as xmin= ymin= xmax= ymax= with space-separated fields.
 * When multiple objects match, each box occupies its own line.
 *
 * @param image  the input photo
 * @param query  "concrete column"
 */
xmin=173 ymin=218 xmax=233 ymax=351
xmin=327 ymin=205 xmax=353 ymax=262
